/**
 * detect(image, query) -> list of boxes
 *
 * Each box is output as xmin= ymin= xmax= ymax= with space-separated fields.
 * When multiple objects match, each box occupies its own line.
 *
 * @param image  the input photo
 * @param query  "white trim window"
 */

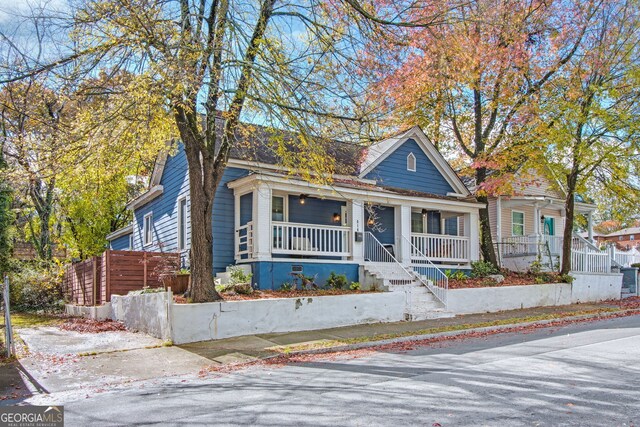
xmin=411 ymin=211 xmax=424 ymax=233
xmin=128 ymin=234 xmax=133 ymax=251
xmin=177 ymin=197 xmax=188 ymax=251
xmin=143 ymin=213 xmax=153 ymax=246
xmin=407 ymin=152 xmax=416 ymax=172
xmin=512 ymin=211 xmax=525 ymax=236
xmin=272 ymin=195 xmax=287 ymax=221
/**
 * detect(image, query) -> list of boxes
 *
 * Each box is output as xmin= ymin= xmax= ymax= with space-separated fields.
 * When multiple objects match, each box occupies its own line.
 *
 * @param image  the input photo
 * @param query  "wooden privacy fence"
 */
xmin=63 ymin=250 xmax=180 ymax=306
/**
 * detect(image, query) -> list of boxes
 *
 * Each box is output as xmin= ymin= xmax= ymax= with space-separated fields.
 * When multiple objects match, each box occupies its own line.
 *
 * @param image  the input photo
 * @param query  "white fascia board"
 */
xmin=106 ymin=224 xmax=133 ymax=241
xmin=227 ymin=159 xmax=378 ymax=185
xmin=126 ymin=185 xmax=164 ymax=210
xmin=228 ymin=173 xmax=485 ymax=212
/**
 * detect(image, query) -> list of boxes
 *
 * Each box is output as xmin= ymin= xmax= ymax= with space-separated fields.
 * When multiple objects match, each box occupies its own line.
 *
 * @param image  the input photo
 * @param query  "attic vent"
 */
xmin=407 ymin=152 xmax=416 ymax=172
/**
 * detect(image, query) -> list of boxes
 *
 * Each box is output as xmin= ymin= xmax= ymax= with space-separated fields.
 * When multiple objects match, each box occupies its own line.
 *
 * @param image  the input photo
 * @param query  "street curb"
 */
xmin=280 ymin=308 xmax=640 ymax=358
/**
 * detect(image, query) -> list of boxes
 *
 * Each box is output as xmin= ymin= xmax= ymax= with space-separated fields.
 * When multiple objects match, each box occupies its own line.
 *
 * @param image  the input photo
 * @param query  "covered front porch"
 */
xmin=495 ymin=195 xmax=599 ymax=271
xmin=228 ymin=173 xmax=481 ymax=269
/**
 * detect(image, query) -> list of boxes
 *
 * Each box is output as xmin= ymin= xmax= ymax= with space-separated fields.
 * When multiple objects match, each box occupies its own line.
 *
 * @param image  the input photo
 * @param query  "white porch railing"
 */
xmin=272 ymin=221 xmax=350 ymax=257
xmin=611 ymin=247 xmax=640 ymax=267
xmin=235 ymin=222 xmax=254 ymax=261
xmin=410 ymin=233 xmax=470 ymax=264
xmin=405 ymin=235 xmax=448 ymax=307
xmin=571 ymin=249 xmax=610 ymax=273
xmin=500 ymin=235 xmax=563 ymax=257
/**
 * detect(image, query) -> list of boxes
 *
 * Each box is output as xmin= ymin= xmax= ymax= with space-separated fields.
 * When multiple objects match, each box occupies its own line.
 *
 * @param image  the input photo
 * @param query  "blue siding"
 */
xmin=288 ymin=196 xmax=345 ymax=226
xmin=132 ymin=144 xmax=248 ymax=273
xmin=133 ymin=146 xmax=190 ymax=254
xmin=365 ymin=138 xmax=454 ymax=196
xmin=109 ymin=233 xmax=131 ymax=250
xmin=250 ymin=261 xmax=359 ymax=290
xmin=212 ymin=168 xmax=249 ymax=273
xmin=367 ymin=205 xmax=395 ymax=244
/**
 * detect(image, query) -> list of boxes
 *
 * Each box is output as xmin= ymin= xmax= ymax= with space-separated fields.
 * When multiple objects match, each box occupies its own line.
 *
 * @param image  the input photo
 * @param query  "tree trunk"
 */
xmin=475 ymin=167 xmax=498 ymax=268
xmin=560 ymin=170 xmax=578 ymax=275
xmin=28 ymin=179 xmax=54 ymax=261
xmin=174 ymin=114 xmax=222 ymax=303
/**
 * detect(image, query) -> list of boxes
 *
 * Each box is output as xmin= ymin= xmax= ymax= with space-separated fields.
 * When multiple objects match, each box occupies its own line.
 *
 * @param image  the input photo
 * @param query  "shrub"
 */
xmin=349 ymin=282 xmax=361 ymax=291
xmin=470 ymin=260 xmax=499 ymax=278
xmin=228 ymin=266 xmax=252 ymax=285
xmin=559 ymin=273 xmax=575 ymax=284
xmin=7 ymin=261 xmax=64 ymax=312
xmin=279 ymin=282 xmax=295 ymax=292
xmin=528 ymin=259 xmax=543 ymax=275
xmin=445 ymin=270 xmax=467 ymax=280
xmin=326 ymin=272 xmax=348 ymax=290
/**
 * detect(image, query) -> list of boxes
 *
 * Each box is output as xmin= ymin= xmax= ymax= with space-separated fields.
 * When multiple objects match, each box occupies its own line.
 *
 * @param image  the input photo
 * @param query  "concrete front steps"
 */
xmin=362 ymin=262 xmax=453 ymax=321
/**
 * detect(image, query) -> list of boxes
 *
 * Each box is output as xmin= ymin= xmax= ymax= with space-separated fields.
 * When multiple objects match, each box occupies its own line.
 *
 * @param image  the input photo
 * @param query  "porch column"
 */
xmin=533 ymin=202 xmax=540 ymax=236
xmin=496 ymin=196 xmax=502 ymax=243
xmin=350 ymin=200 xmax=364 ymax=263
xmin=253 ymin=183 xmax=271 ymax=260
xmin=396 ymin=204 xmax=412 ymax=266
xmin=234 ymin=192 xmax=241 ymax=262
xmin=465 ymin=212 xmax=480 ymax=262
xmin=587 ymin=212 xmax=594 ymax=242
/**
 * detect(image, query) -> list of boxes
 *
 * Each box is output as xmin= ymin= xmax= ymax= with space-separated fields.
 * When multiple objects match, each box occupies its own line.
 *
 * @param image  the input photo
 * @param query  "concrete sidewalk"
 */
xmin=0 ymin=301 xmax=630 ymax=404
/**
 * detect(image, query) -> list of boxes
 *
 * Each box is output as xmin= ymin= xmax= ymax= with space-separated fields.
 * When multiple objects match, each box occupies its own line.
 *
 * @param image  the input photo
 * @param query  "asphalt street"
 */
xmin=46 ymin=315 xmax=640 ymax=426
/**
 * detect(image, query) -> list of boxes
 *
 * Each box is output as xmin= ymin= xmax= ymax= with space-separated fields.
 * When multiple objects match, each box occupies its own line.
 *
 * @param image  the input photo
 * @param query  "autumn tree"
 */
xmin=14 ymin=0 xmax=388 ymax=302
xmin=57 ymin=72 xmax=173 ymax=258
xmin=0 ymin=78 xmax=71 ymax=260
xmin=0 ymin=141 xmax=13 ymax=274
xmin=360 ymin=0 xmax=599 ymax=267
xmin=537 ymin=0 xmax=640 ymax=274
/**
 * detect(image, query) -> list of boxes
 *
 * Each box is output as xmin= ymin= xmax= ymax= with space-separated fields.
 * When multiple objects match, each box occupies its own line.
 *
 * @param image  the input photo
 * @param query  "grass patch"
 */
xmin=9 ymin=312 xmax=63 ymax=329
xmin=276 ymin=307 xmax=620 ymax=353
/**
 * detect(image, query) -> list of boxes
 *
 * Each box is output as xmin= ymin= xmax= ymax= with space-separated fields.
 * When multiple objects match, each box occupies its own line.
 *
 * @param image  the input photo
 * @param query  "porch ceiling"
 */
xmin=501 ymin=196 xmax=595 ymax=214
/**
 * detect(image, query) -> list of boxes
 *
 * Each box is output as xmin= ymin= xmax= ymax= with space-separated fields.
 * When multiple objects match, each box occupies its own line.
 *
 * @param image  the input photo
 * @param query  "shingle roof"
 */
xmin=605 ymin=227 xmax=640 ymax=237
xmin=214 ymin=118 xmax=365 ymax=175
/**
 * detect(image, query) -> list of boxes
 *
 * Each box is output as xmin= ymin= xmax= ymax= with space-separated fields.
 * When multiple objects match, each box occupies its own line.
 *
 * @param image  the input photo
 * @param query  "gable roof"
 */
xmin=148 ymin=120 xmax=364 ymax=188
xmin=358 ymin=126 xmax=470 ymax=196
xmin=142 ymin=122 xmax=471 ymax=204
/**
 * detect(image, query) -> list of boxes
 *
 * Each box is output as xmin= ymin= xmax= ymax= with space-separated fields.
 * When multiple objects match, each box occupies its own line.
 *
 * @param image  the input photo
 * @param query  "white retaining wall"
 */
xmin=64 ymin=303 xmax=112 ymax=320
xmin=447 ymin=283 xmax=572 ymax=314
xmin=110 ymin=291 xmax=173 ymax=340
xmin=171 ymin=292 xmax=406 ymax=344
xmin=447 ymin=272 xmax=623 ymax=314
xmin=570 ymin=272 xmax=622 ymax=303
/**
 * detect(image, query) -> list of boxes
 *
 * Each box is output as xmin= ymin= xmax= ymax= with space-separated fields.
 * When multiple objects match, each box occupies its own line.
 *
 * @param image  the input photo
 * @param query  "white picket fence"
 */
xmin=611 ymin=247 xmax=640 ymax=267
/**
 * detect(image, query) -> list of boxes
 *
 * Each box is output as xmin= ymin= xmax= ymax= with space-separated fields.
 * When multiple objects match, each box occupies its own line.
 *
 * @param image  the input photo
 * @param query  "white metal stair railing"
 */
xmin=363 ymin=232 xmax=414 ymax=283
xmin=404 ymin=235 xmax=448 ymax=307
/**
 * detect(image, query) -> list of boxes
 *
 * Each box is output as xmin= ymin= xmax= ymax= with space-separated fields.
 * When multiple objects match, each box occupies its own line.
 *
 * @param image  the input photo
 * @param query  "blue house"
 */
xmin=107 ymin=126 xmax=482 ymax=298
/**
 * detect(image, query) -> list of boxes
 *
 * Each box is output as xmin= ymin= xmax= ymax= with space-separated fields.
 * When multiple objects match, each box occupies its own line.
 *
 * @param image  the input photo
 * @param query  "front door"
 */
xmin=543 ymin=217 xmax=555 ymax=236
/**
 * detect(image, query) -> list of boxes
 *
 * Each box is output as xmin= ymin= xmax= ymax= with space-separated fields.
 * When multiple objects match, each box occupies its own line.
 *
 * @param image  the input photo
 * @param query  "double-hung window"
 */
xmin=177 ymin=197 xmax=188 ymax=251
xmin=143 ymin=213 xmax=153 ymax=246
xmin=512 ymin=211 xmax=525 ymax=236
